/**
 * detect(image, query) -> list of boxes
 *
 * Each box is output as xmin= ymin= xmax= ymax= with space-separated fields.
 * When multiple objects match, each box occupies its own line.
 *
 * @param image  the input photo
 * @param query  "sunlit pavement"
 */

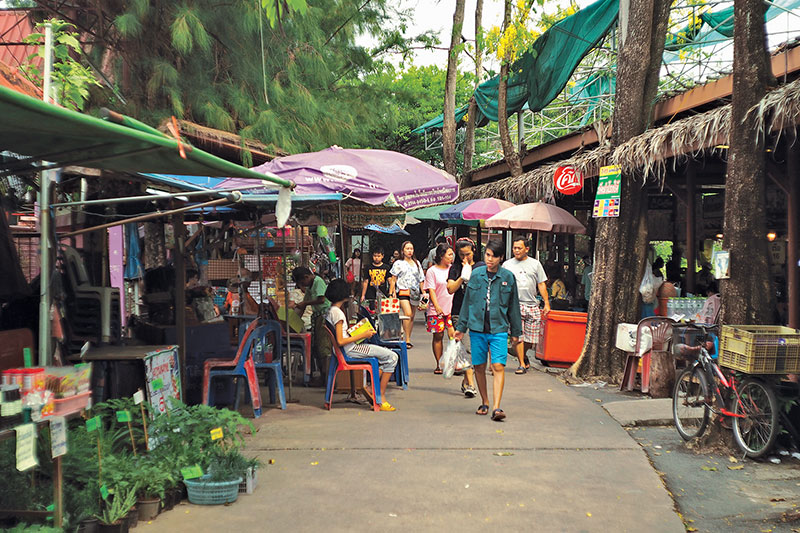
xmin=143 ymin=317 xmax=683 ymax=532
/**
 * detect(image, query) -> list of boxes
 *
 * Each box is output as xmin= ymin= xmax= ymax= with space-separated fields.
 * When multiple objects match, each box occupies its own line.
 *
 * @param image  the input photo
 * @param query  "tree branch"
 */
xmin=324 ymin=0 xmax=372 ymax=46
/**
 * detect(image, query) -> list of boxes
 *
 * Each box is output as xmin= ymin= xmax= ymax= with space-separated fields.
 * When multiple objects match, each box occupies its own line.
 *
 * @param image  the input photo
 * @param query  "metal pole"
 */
xmin=283 ymin=226 xmax=292 ymax=401
xmin=256 ymin=214 xmax=263 ymax=320
xmin=338 ymin=202 xmax=346 ymax=277
xmin=50 ymin=184 xmax=265 ymax=208
xmin=60 ymin=197 xmax=234 ymax=238
xmin=38 ymin=23 xmax=54 ymax=366
xmin=173 ymin=213 xmax=186 ymax=401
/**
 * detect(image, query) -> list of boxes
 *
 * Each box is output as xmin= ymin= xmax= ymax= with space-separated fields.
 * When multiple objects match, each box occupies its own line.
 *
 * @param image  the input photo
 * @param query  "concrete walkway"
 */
xmin=143 ymin=321 xmax=684 ymax=532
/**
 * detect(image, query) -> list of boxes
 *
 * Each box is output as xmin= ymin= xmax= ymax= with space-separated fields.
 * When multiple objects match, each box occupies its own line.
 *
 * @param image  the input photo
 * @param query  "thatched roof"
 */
xmin=459 ymin=145 xmax=610 ymax=202
xmin=460 ymin=77 xmax=800 ymax=201
xmin=159 ymin=119 xmax=288 ymax=167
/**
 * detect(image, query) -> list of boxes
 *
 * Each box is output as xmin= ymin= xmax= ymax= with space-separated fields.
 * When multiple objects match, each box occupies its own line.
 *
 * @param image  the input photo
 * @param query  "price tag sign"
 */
xmin=210 ymin=427 xmax=224 ymax=441
xmin=50 ymin=416 xmax=67 ymax=458
xmin=15 ymin=423 xmax=38 ymax=471
xmin=132 ymin=390 xmax=144 ymax=405
xmin=85 ymin=416 xmax=101 ymax=432
xmin=100 ymin=484 xmax=109 ymax=500
xmin=151 ymin=378 xmax=163 ymax=391
xmin=116 ymin=411 xmax=132 ymax=423
xmin=181 ymin=465 xmax=204 ymax=480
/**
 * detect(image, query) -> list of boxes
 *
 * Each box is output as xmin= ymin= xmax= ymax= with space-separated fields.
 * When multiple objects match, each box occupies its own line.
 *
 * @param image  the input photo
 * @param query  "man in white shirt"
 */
xmin=502 ymin=237 xmax=550 ymax=374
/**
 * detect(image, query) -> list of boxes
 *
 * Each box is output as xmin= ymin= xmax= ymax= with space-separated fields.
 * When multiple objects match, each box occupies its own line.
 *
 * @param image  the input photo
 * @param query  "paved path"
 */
xmin=143 ymin=321 xmax=684 ymax=532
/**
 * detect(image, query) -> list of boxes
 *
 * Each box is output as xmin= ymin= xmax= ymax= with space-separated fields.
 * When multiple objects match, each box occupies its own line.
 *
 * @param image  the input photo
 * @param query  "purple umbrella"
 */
xmin=215 ymin=146 xmax=459 ymax=210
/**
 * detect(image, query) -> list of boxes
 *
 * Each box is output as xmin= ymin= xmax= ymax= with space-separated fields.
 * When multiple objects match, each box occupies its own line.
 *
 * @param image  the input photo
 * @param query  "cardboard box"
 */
xmin=333 ymin=369 xmax=366 ymax=392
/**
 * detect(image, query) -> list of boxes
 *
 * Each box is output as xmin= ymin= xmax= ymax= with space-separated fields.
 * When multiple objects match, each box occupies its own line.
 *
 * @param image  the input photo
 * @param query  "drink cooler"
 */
xmin=535 ymin=310 xmax=588 ymax=367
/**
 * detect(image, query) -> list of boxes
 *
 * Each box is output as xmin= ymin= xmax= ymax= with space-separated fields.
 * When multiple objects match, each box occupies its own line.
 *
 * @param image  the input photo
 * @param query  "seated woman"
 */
xmin=325 ymin=279 xmax=399 ymax=412
xmin=547 ymin=266 xmax=570 ymax=311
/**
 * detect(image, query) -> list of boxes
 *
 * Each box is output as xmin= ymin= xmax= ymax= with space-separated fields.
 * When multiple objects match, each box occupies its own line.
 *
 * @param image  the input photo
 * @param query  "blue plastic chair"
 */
xmin=250 ymin=321 xmax=287 ymax=410
xmin=323 ymin=321 xmax=382 ymax=411
xmin=359 ymin=306 xmax=409 ymax=389
xmin=205 ymin=321 xmax=263 ymax=418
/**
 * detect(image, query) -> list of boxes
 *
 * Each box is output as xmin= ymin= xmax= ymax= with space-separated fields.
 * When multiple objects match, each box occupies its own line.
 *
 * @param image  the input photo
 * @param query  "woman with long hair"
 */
xmin=345 ymin=248 xmax=362 ymax=294
xmin=424 ymin=243 xmax=455 ymax=374
xmin=389 ymin=241 xmax=425 ymax=348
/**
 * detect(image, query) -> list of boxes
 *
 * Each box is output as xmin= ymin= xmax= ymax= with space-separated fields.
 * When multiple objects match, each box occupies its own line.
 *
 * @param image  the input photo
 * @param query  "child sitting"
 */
xmin=324 ymin=279 xmax=398 ymax=412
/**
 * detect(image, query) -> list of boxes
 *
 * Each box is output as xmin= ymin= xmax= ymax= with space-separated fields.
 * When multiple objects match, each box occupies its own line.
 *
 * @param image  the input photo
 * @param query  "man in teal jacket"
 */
xmin=454 ymin=240 xmax=522 ymax=421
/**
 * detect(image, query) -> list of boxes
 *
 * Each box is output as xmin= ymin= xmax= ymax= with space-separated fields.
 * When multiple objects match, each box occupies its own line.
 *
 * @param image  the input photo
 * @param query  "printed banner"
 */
xmin=144 ymin=346 xmax=182 ymax=414
xmin=593 ymin=165 xmax=622 ymax=218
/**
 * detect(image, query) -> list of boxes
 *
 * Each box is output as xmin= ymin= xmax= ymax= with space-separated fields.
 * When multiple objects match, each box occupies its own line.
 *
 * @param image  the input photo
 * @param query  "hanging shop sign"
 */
xmin=553 ymin=166 xmax=584 ymax=195
xmin=593 ymin=165 xmax=622 ymax=218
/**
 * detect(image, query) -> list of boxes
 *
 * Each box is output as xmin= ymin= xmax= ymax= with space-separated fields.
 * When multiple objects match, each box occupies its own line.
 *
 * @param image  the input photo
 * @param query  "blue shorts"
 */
xmin=469 ymin=331 xmax=508 ymax=366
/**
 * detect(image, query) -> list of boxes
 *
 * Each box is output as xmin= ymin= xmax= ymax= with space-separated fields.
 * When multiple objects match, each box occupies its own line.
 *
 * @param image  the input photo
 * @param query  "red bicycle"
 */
xmin=672 ymin=324 xmax=779 ymax=458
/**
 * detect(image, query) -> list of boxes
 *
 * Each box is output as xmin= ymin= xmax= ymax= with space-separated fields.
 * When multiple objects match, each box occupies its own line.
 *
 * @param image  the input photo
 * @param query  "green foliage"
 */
xmin=2 ymin=525 xmax=62 ymax=533
xmin=61 ymin=0 xmax=436 ymax=157
xmin=205 ymin=447 xmax=254 ymax=482
xmin=97 ymin=484 xmax=137 ymax=525
xmin=20 ymin=18 xmax=102 ymax=110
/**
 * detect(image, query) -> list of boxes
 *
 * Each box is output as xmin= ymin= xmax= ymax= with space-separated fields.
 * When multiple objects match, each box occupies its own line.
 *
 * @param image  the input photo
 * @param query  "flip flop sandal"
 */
xmin=491 ymin=409 xmax=506 ymax=421
xmin=476 ymin=404 xmax=489 ymax=415
xmin=406 ymin=342 xmax=414 ymax=348
xmin=434 ymin=368 xmax=443 ymax=375
xmin=515 ymin=366 xmax=527 ymax=375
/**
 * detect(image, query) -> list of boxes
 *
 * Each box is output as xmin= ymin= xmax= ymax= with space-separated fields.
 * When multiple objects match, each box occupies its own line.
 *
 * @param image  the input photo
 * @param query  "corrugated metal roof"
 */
xmin=0 ymin=58 xmax=40 ymax=98
xmin=0 ymin=11 xmax=37 ymax=70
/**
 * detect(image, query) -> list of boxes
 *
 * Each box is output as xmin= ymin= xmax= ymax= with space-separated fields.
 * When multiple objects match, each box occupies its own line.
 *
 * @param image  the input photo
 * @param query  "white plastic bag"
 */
xmin=639 ymin=267 xmax=658 ymax=304
xmin=441 ymin=340 xmax=460 ymax=379
xmin=454 ymin=345 xmax=472 ymax=371
xmin=460 ymin=262 xmax=473 ymax=281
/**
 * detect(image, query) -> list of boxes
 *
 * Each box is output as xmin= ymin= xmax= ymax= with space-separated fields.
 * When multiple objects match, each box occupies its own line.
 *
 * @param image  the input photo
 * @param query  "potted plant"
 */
xmin=96 ymin=484 xmax=138 ymax=533
xmin=128 ymin=455 xmax=172 ymax=521
xmin=184 ymin=448 xmax=249 ymax=505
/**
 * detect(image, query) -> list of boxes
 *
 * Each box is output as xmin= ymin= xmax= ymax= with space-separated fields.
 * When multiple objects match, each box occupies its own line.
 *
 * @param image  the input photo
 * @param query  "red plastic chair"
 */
xmin=621 ymin=317 xmax=674 ymax=394
xmin=202 ymin=319 xmax=263 ymax=416
xmin=323 ymin=322 xmax=381 ymax=412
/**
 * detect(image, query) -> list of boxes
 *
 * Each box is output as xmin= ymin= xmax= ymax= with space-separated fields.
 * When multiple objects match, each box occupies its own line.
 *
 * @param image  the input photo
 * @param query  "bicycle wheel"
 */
xmin=673 ymin=367 xmax=710 ymax=440
xmin=732 ymin=378 xmax=779 ymax=459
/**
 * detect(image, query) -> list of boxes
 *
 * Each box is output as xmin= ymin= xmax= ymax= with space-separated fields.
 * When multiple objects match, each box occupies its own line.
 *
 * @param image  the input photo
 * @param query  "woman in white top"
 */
xmin=325 ymin=279 xmax=398 ymax=411
xmin=389 ymin=240 xmax=425 ymax=347
xmin=344 ymin=249 xmax=362 ymax=290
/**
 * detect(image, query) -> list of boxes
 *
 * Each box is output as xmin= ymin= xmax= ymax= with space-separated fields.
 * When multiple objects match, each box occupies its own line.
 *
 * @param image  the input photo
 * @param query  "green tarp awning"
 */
xmin=412 ymin=0 xmax=619 ymax=134
xmin=0 ymin=85 xmax=292 ymax=188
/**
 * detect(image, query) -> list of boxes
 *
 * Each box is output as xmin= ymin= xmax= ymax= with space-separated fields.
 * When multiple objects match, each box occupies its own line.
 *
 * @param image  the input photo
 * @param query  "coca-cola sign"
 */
xmin=553 ymin=166 xmax=584 ymax=195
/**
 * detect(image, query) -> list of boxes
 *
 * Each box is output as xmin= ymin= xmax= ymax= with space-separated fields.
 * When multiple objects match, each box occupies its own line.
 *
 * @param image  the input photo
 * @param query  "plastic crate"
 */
xmin=184 ymin=475 xmax=242 ymax=505
xmin=52 ymin=390 xmax=91 ymax=416
xmin=719 ymin=325 xmax=800 ymax=374
xmin=238 ymin=467 xmax=257 ymax=494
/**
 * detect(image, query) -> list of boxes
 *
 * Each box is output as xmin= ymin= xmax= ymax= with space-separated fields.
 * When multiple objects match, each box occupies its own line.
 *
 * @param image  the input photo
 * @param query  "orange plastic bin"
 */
xmin=535 ymin=310 xmax=588 ymax=367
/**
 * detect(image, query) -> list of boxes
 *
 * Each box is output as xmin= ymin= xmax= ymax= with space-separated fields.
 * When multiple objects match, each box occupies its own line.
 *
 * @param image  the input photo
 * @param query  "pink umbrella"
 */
xmin=460 ymin=198 xmax=515 ymax=220
xmin=485 ymin=202 xmax=586 ymax=233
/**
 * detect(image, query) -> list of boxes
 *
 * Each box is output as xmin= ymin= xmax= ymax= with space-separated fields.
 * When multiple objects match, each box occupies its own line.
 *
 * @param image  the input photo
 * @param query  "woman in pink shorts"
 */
xmin=424 ymin=243 xmax=455 ymax=374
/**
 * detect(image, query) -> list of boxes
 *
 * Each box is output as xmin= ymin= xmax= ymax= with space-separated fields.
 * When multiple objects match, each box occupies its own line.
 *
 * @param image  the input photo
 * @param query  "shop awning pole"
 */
xmin=38 ymin=23 xmax=54 ymax=367
xmin=338 ymin=202 xmax=346 ymax=276
xmin=283 ymin=226 xmax=292 ymax=401
xmin=51 ymin=185 xmax=265 ymax=208
xmin=60 ymin=196 xmax=235 ymax=238
xmin=788 ymin=140 xmax=799 ymax=328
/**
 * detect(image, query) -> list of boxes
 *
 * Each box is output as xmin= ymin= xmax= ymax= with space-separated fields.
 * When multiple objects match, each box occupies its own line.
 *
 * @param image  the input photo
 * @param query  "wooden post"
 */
xmin=685 ymin=163 xmax=696 ymax=293
xmin=53 ymin=455 xmax=63 ymax=528
xmin=173 ymin=213 xmax=186 ymax=400
xmin=788 ymin=138 xmax=799 ymax=328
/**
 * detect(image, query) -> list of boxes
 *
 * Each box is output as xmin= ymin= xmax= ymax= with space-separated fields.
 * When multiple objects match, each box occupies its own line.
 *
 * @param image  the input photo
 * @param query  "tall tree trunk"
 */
xmin=720 ymin=0 xmax=776 ymax=324
xmin=443 ymin=0 xmax=466 ymax=176
xmin=462 ymin=0 xmax=483 ymax=178
xmin=572 ymin=0 xmax=671 ymax=379
xmin=497 ymin=0 xmax=523 ymax=178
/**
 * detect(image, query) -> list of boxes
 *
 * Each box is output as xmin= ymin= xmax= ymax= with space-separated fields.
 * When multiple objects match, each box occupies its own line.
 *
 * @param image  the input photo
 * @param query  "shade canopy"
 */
xmin=407 ymin=204 xmax=452 ymax=222
xmin=0 ymin=85 xmax=291 ymax=187
xmin=216 ymin=146 xmax=459 ymax=210
xmin=485 ymin=202 xmax=586 ymax=234
xmin=364 ymin=223 xmax=409 ymax=235
xmin=440 ymin=198 xmax=515 ymax=225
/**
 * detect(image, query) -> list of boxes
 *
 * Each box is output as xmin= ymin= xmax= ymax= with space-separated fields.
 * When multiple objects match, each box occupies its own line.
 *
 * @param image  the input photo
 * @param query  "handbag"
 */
xmin=346 ymin=270 xmax=355 ymax=283
xmin=398 ymin=288 xmax=411 ymax=298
